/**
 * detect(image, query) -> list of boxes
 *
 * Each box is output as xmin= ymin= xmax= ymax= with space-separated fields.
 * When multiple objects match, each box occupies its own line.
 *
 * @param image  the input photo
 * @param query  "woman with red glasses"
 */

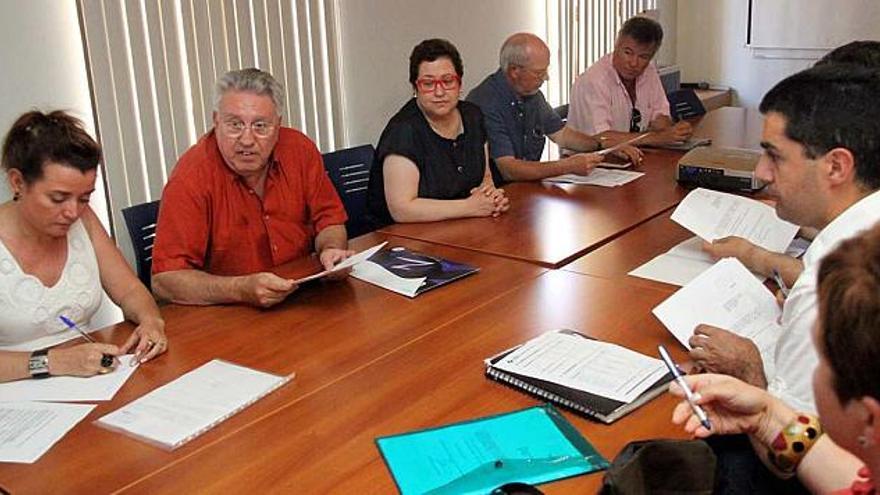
xmin=367 ymin=38 xmax=509 ymax=228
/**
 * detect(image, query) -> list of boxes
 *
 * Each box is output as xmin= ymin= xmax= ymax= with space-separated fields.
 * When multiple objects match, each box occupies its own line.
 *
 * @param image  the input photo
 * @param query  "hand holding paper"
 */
xmin=294 ymin=242 xmax=388 ymax=284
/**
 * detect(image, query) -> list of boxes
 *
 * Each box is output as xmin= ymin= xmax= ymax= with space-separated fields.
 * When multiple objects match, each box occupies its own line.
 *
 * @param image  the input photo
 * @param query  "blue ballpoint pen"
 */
xmin=658 ymin=344 xmax=712 ymax=431
xmin=59 ymin=315 xmax=115 ymax=368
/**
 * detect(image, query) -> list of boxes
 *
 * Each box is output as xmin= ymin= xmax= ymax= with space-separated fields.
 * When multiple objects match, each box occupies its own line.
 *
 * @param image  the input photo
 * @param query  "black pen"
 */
xmin=658 ymin=345 xmax=712 ymax=430
xmin=59 ymin=315 xmax=115 ymax=368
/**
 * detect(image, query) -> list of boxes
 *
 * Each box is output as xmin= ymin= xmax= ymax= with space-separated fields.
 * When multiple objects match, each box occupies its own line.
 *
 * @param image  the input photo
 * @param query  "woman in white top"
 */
xmin=0 ymin=110 xmax=166 ymax=382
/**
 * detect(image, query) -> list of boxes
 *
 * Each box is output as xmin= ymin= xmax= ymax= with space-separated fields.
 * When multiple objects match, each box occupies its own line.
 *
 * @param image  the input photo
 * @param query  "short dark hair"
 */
xmin=408 ymin=39 xmax=464 ymax=88
xmin=816 ymin=40 xmax=880 ymax=69
xmin=818 ymin=222 xmax=880 ymax=403
xmin=618 ymin=16 xmax=663 ymax=47
xmin=759 ymin=64 xmax=880 ymax=190
xmin=2 ymin=110 xmax=101 ymax=183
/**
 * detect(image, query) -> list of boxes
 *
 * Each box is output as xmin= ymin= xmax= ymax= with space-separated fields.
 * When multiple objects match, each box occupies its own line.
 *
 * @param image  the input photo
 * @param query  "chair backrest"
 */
xmin=121 ymin=200 xmax=160 ymax=290
xmin=554 ymin=103 xmax=570 ymax=123
xmin=322 ymin=144 xmax=375 ymax=239
xmin=667 ymin=89 xmax=707 ymax=120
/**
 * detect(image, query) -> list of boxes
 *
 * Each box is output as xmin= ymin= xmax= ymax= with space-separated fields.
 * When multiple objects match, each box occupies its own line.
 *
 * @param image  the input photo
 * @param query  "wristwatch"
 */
xmin=28 ymin=349 xmax=50 ymax=379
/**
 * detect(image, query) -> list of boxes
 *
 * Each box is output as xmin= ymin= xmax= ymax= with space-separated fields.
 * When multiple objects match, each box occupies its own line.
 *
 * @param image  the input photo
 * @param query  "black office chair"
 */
xmin=667 ymin=89 xmax=706 ymax=120
xmin=322 ymin=144 xmax=375 ymax=239
xmin=553 ymin=103 xmax=570 ymax=123
xmin=121 ymin=200 xmax=160 ymax=290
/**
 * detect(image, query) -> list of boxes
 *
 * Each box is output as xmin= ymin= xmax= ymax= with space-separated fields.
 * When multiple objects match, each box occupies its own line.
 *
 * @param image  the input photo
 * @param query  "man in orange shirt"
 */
xmin=151 ymin=68 xmax=351 ymax=307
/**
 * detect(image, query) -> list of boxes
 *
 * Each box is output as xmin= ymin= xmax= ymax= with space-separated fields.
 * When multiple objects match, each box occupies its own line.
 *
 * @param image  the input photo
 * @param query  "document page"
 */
xmin=96 ymin=359 xmax=292 ymax=450
xmin=0 ymin=401 xmax=94 ymax=463
xmin=492 ymin=331 xmax=667 ymax=403
xmin=652 ymin=258 xmax=781 ymax=354
xmin=544 ymin=169 xmax=645 ymax=187
xmin=629 ymin=236 xmax=766 ymax=287
xmin=0 ymin=355 xmax=139 ymax=402
xmin=293 ymin=242 xmax=387 ymax=284
xmin=670 ymin=188 xmax=798 ymax=253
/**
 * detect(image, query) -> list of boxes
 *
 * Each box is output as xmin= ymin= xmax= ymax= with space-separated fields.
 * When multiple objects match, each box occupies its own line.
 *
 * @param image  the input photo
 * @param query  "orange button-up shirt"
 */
xmin=152 ymin=128 xmax=347 ymax=276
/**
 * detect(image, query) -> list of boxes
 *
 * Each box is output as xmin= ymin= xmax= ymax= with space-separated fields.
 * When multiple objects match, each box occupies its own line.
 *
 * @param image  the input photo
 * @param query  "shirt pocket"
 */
xmin=524 ymin=127 xmax=547 ymax=160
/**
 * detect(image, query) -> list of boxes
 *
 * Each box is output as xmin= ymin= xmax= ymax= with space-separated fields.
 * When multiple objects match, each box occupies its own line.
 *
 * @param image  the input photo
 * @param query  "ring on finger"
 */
xmin=98 ymin=367 xmax=112 ymax=375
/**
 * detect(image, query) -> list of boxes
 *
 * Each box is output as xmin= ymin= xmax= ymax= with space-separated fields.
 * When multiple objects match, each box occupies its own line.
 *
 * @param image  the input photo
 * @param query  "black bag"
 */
xmin=600 ymin=439 xmax=717 ymax=495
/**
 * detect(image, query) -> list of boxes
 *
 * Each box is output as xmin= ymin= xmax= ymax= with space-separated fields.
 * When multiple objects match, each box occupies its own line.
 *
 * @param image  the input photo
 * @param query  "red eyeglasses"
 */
xmin=415 ymin=74 xmax=461 ymax=93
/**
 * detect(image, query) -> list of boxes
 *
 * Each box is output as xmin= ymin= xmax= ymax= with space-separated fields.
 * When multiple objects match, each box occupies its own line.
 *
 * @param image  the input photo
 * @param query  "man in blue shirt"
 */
xmin=467 ymin=33 xmax=641 ymax=182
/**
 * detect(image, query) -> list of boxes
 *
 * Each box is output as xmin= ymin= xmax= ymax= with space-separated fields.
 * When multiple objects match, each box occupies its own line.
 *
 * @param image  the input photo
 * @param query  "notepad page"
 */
xmin=96 ymin=359 xmax=290 ymax=450
xmin=491 ymin=331 xmax=667 ymax=403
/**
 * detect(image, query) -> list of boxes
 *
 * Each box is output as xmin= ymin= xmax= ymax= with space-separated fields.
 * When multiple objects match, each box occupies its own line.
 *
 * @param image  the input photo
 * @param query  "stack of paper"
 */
xmin=652 ymin=258 xmax=781 ymax=355
xmin=544 ymin=169 xmax=645 ymax=187
xmin=0 ymin=355 xmax=140 ymax=463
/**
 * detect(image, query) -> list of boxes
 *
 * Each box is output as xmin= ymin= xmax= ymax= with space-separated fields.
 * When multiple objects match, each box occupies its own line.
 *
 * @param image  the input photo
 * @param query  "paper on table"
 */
xmin=0 ymin=401 xmax=94 ymax=463
xmin=0 ymin=355 xmax=139 ymax=403
xmin=629 ymin=236 xmax=766 ymax=287
xmin=96 ymin=359 xmax=292 ymax=450
xmin=544 ymin=169 xmax=645 ymax=187
xmin=652 ymin=258 xmax=781 ymax=354
xmin=670 ymin=188 xmax=799 ymax=253
xmin=293 ymin=242 xmax=387 ymax=284
xmin=351 ymin=259 xmax=425 ymax=297
xmin=376 ymin=405 xmax=606 ymax=495
xmin=491 ymin=331 xmax=667 ymax=403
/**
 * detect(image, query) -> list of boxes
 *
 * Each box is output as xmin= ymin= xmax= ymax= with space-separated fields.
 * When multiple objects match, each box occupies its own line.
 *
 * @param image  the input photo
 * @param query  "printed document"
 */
xmin=544 ymin=169 xmax=645 ymax=187
xmin=0 ymin=401 xmax=94 ymax=463
xmin=293 ymin=242 xmax=387 ymax=284
xmin=670 ymin=188 xmax=798 ymax=253
xmin=96 ymin=359 xmax=291 ymax=450
xmin=652 ymin=258 xmax=781 ymax=354
xmin=492 ymin=331 xmax=667 ymax=403
xmin=0 ymin=355 xmax=139 ymax=402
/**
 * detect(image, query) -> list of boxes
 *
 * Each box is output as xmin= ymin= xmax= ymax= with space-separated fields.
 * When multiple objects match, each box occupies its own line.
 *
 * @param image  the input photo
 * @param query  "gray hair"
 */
xmin=213 ymin=68 xmax=285 ymax=115
xmin=499 ymin=33 xmax=533 ymax=71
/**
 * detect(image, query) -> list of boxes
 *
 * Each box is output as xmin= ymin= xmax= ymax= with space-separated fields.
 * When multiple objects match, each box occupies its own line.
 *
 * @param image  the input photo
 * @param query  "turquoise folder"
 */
xmin=376 ymin=404 xmax=609 ymax=494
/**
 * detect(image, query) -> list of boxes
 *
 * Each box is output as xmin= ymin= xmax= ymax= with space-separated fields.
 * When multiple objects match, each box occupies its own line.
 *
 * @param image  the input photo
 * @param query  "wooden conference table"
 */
xmin=0 ymin=106 xmax=764 ymax=494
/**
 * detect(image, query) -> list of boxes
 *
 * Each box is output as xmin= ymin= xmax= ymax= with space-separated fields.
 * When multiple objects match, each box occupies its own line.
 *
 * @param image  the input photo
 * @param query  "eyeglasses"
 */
xmin=415 ymin=74 xmax=461 ymax=93
xmin=630 ymin=108 xmax=642 ymax=133
xmin=221 ymin=119 xmax=277 ymax=138
xmin=517 ymin=65 xmax=549 ymax=81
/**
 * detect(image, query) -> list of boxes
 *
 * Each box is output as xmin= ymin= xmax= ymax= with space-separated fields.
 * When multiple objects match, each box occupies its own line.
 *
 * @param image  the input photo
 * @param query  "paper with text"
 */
xmin=670 ymin=188 xmax=798 ymax=253
xmin=544 ymin=169 xmax=645 ymax=187
xmin=652 ymin=258 xmax=781 ymax=354
xmin=0 ymin=401 xmax=94 ymax=463
xmin=96 ymin=359 xmax=291 ymax=450
xmin=0 ymin=354 xmax=139 ymax=402
xmin=492 ymin=331 xmax=667 ymax=403
xmin=293 ymin=242 xmax=388 ymax=284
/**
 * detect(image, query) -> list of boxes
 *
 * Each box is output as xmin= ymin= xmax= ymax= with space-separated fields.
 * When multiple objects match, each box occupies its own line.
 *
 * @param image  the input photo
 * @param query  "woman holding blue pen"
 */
xmin=0 ymin=111 xmax=166 ymax=382
xmin=670 ymin=224 xmax=880 ymax=494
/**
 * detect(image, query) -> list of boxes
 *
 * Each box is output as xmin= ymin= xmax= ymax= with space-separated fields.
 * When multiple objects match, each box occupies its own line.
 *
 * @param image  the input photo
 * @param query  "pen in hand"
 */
xmin=59 ymin=315 xmax=116 ymax=369
xmin=771 ymin=269 xmax=790 ymax=298
xmin=658 ymin=344 xmax=712 ymax=431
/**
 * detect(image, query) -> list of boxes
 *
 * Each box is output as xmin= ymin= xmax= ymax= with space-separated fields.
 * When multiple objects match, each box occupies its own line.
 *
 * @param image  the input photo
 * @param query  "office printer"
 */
xmin=675 ymin=146 xmax=763 ymax=192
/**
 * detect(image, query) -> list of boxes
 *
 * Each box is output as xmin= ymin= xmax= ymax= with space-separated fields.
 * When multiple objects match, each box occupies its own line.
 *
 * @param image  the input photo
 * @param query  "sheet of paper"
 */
xmin=376 ymin=405 xmax=606 ymax=495
xmin=652 ymin=258 xmax=781 ymax=354
xmin=0 ymin=401 xmax=95 ymax=463
xmin=293 ymin=242 xmax=387 ymax=284
xmin=491 ymin=331 xmax=667 ymax=403
xmin=670 ymin=188 xmax=799 ymax=253
xmin=544 ymin=169 xmax=645 ymax=187
xmin=629 ymin=236 xmax=766 ymax=287
xmin=350 ymin=259 xmax=425 ymax=297
xmin=0 ymin=354 xmax=139 ymax=402
xmin=96 ymin=359 xmax=291 ymax=450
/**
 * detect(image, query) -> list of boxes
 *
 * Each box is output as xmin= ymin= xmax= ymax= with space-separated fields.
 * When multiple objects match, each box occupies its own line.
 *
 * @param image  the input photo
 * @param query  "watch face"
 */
xmin=29 ymin=355 xmax=49 ymax=374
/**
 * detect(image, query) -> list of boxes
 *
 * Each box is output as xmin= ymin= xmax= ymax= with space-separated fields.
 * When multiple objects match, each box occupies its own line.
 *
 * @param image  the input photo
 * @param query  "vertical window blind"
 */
xmin=77 ymin=0 xmax=344 ymax=254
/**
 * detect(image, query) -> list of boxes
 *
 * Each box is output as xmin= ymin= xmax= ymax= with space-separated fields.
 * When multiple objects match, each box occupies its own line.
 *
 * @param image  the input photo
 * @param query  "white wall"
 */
xmin=675 ymin=0 xmax=815 ymax=108
xmin=336 ymin=0 xmax=548 ymax=147
xmin=0 ymin=0 xmax=121 ymax=328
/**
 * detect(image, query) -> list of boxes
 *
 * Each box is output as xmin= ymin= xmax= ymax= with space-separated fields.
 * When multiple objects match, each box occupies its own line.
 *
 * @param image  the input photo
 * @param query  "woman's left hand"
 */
xmin=120 ymin=317 xmax=167 ymax=364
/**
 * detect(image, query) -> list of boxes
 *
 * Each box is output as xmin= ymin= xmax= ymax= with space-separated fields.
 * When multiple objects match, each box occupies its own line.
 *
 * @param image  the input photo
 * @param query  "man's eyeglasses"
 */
xmin=630 ymin=107 xmax=642 ymax=133
xmin=415 ymin=74 xmax=461 ymax=93
xmin=517 ymin=65 xmax=549 ymax=81
xmin=221 ymin=119 xmax=276 ymax=138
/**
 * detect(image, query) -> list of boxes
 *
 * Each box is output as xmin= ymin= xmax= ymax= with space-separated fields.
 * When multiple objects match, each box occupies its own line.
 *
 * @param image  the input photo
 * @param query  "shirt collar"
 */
xmin=804 ymin=188 xmax=880 ymax=265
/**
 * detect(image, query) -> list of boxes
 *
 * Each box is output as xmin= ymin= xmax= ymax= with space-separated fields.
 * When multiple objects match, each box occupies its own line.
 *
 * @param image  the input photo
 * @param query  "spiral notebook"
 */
xmin=485 ymin=330 xmax=673 ymax=424
xmin=95 ymin=359 xmax=292 ymax=450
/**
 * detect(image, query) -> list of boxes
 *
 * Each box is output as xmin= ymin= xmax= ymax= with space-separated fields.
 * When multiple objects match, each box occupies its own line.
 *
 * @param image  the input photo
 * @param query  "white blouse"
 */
xmin=0 ymin=219 xmax=102 ymax=346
